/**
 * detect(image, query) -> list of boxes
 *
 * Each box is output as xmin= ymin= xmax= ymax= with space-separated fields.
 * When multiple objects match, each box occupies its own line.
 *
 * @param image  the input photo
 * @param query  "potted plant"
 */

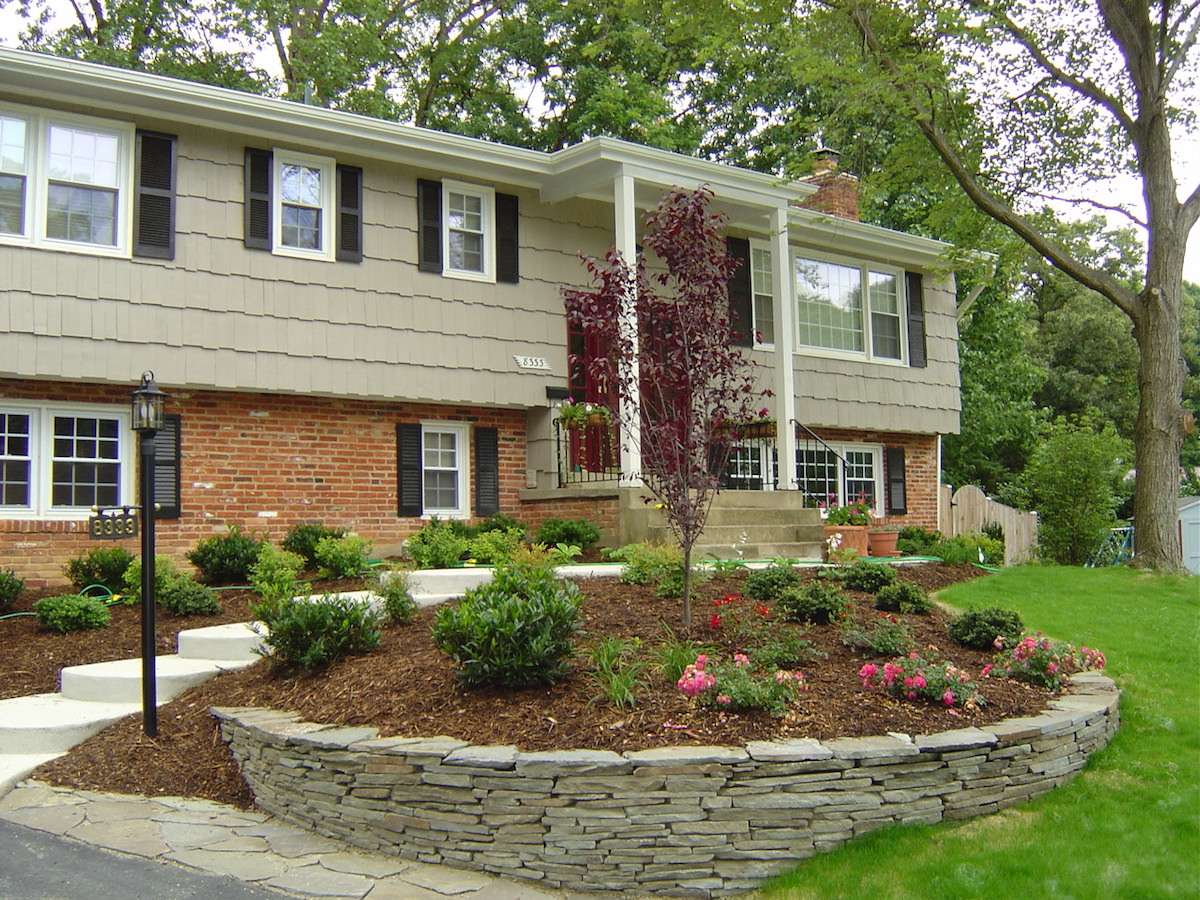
xmin=822 ymin=500 xmax=871 ymax=558
xmin=868 ymin=525 xmax=901 ymax=558
xmin=558 ymin=399 xmax=611 ymax=430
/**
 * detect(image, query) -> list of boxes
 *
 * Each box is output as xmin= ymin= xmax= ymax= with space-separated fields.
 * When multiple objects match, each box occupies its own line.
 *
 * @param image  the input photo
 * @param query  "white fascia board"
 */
xmin=787 ymin=207 xmax=956 ymax=269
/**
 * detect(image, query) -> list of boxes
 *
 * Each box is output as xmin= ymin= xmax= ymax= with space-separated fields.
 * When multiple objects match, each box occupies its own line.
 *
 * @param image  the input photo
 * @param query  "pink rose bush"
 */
xmin=987 ymin=633 xmax=1106 ymax=690
xmin=677 ymin=652 xmax=806 ymax=716
xmin=859 ymin=651 xmax=983 ymax=710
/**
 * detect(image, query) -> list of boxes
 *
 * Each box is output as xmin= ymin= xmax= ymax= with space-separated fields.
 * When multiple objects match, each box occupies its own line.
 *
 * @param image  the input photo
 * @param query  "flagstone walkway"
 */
xmin=0 ymin=781 xmax=578 ymax=899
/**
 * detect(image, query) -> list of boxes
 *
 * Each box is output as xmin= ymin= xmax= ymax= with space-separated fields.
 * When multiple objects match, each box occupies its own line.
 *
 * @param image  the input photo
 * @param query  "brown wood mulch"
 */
xmin=0 ymin=576 xmax=367 ymax=701
xmin=34 ymin=563 xmax=1054 ymax=809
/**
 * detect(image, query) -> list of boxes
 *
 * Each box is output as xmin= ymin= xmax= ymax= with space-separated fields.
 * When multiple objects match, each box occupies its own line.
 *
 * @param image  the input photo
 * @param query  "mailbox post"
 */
xmin=131 ymin=372 xmax=167 ymax=737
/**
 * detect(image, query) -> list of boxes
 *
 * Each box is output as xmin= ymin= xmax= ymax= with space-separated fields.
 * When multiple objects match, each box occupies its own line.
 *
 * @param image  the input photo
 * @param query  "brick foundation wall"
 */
xmin=517 ymin=493 xmax=620 ymax=545
xmin=0 ymin=379 xmax=527 ymax=587
xmin=810 ymin=429 xmax=940 ymax=530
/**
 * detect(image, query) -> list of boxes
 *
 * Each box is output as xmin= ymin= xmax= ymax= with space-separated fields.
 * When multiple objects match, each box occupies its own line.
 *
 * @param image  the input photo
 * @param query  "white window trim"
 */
xmin=0 ymin=399 xmax=134 ymax=521
xmin=272 ymin=148 xmax=336 ymax=262
xmin=420 ymin=420 xmax=471 ymax=520
xmin=796 ymin=441 xmax=885 ymax=519
xmin=0 ymin=100 xmax=134 ymax=259
xmin=790 ymin=246 xmax=908 ymax=367
xmin=441 ymin=179 xmax=496 ymax=283
xmin=748 ymin=238 xmax=775 ymax=350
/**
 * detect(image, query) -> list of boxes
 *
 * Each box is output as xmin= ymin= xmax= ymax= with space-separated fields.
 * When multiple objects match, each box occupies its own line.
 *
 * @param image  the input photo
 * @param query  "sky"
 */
xmin=0 ymin=4 xmax=1196 ymax=283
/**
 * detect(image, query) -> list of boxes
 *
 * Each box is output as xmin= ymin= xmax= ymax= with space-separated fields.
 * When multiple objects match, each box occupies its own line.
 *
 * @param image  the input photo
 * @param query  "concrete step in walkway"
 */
xmin=694 ymin=541 xmax=825 ymax=561
xmin=0 ymin=694 xmax=141 ymax=755
xmin=0 ymin=756 xmax=64 ymax=798
xmin=177 ymin=622 xmax=266 ymax=661
xmin=60 ymin=655 xmax=258 ymax=705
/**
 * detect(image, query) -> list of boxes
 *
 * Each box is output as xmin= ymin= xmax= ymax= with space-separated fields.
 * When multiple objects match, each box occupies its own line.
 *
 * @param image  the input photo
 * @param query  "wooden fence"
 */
xmin=939 ymin=484 xmax=1039 ymax=566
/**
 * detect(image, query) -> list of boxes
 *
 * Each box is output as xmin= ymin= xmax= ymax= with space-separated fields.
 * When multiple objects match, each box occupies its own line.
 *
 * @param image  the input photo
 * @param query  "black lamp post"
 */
xmin=131 ymin=371 xmax=166 ymax=737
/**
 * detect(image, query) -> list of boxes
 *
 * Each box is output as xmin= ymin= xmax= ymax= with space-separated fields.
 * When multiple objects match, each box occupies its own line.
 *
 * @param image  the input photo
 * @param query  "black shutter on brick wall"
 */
xmin=416 ymin=179 xmax=442 ymax=273
xmin=336 ymin=164 xmax=364 ymax=262
xmin=397 ymin=423 xmax=423 ymax=517
xmin=906 ymin=271 xmax=927 ymax=368
xmin=496 ymin=193 xmax=519 ymax=283
xmin=244 ymin=148 xmax=272 ymax=250
xmin=153 ymin=415 xmax=182 ymax=519
xmin=726 ymin=237 xmax=753 ymax=347
xmin=885 ymin=446 xmax=907 ymax=516
xmin=475 ymin=427 xmax=500 ymax=516
xmin=134 ymin=131 xmax=176 ymax=259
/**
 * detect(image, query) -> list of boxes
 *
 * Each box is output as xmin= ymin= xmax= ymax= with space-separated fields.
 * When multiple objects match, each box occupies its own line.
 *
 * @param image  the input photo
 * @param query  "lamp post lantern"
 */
xmin=131 ymin=371 xmax=166 ymax=737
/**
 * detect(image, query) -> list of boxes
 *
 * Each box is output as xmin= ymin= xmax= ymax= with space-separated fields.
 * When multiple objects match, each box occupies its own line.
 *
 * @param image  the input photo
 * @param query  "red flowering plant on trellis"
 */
xmin=563 ymin=187 xmax=770 ymax=630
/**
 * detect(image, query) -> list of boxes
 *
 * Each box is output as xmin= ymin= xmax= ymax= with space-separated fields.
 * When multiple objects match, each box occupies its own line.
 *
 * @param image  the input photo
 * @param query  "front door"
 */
xmin=566 ymin=322 xmax=618 ymax=474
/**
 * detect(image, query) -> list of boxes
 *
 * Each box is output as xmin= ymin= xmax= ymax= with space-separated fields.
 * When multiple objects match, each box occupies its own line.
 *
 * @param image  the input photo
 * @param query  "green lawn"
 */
xmin=762 ymin=565 xmax=1198 ymax=899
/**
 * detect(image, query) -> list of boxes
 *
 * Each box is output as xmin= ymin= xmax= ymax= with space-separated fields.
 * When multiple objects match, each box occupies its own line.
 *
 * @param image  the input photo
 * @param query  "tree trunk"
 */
xmin=1131 ymin=274 xmax=1185 ymax=570
xmin=681 ymin=543 xmax=692 ymax=634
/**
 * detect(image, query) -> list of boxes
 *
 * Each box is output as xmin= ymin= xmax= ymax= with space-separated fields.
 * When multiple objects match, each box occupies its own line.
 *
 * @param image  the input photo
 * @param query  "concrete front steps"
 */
xmin=0 ymin=620 xmax=264 ymax=798
xmin=647 ymin=490 xmax=826 ymax=561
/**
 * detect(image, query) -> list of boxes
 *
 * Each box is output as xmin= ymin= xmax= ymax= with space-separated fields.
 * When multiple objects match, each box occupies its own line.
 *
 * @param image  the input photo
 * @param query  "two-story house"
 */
xmin=0 ymin=49 xmax=960 ymax=585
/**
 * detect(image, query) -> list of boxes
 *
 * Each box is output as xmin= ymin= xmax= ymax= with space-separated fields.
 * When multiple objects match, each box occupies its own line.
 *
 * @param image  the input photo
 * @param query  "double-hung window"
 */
xmin=273 ymin=150 xmax=335 ymax=260
xmin=0 ymin=403 xmax=132 ymax=519
xmin=0 ymin=102 xmax=134 ymax=256
xmin=749 ymin=241 xmax=775 ymax=347
xmin=442 ymin=180 xmax=495 ymax=281
xmin=421 ymin=422 xmax=469 ymax=518
xmin=794 ymin=443 xmax=883 ymax=515
xmin=793 ymin=251 xmax=907 ymax=363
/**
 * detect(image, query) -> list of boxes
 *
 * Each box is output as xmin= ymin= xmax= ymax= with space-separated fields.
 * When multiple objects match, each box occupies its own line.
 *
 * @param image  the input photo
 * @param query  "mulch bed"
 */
xmin=0 ymin=576 xmax=367 ymax=701
xmin=35 ymin=562 xmax=1055 ymax=809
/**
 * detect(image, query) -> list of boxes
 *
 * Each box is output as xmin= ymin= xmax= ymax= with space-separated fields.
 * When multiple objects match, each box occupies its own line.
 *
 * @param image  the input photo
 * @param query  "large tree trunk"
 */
xmin=1131 ymin=265 xmax=1186 ymax=570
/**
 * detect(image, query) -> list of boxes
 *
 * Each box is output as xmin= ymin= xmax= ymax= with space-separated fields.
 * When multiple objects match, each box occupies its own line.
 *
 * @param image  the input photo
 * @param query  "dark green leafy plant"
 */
xmin=477 ymin=513 xmax=527 ymax=536
xmin=314 ymin=534 xmax=372 ymax=579
xmin=0 ymin=568 xmax=24 ymax=612
xmin=778 ymin=582 xmax=848 ymax=624
xmin=254 ymin=595 xmax=383 ymax=671
xmin=875 ymin=581 xmax=933 ymax=614
xmin=122 ymin=555 xmax=181 ymax=605
xmin=432 ymin=561 xmax=582 ymax=687
xmin=64 ymin=547 xmax=134 ymax=593
xmin=655 ymin=565 xmax=709 ymax=599
xmin=536 ymin=517 xmax=600 ymax=549
xmin=752 ymin=628 xmax=819 ymax=669
xmin=281 ymin=522 xmax=346 ymax=569
xmin=949 ymin=607 xmax=1025 ymax=650
xmin=842 ymin=560 xmax=898 ymax=593
xmin=935 ymin=533 xmax=1004 ymax=566
xmin=406 ymin=520 xmax=469 ymax=569
xmin=375 ymin=568 xmax=417 ymax=625
xmin=159 ymin=577 xmax=221 ymax=616
xmin=744 ymin=563 xmax=802 ymax=602
xmin=897 ymin=526 xmax=942 ymax=556
xmin=187 ymin=527 xmax=267 ymax=584
xmin=34 ymin=594 xmax=110 ymax=633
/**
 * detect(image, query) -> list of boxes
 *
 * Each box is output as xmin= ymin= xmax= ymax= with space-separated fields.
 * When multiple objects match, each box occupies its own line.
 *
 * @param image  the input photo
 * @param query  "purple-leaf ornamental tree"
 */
xmin=564 ymin=186 xmax=771 ymax=630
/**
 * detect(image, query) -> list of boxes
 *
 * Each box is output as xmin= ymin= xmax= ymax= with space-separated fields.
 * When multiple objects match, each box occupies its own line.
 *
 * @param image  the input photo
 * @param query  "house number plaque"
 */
xmin=513 ymin=355 xmax=551 ymax=371
xmin=89 ymin=507 xmax=139 ymax=540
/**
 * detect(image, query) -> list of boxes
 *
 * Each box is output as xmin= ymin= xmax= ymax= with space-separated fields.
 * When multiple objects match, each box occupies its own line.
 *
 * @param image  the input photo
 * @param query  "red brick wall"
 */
xmin=518 ymin=495 xmax=619 ymax=546
xmin=799 ymin=172 xmax=860 ymax=221
xmin=0 ymin=379 xmax=527 ymax=586
xmin=810 ymin=428 xmax=939 ymax=530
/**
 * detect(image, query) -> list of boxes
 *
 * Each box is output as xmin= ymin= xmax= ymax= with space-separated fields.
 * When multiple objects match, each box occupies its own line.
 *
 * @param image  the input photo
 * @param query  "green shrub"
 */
xmin=476 ymin=513 xmax=527 ymax=537
xmin=654 ymin=634 xmax=713 ymax=684
xmin=281 ymin=522 xmax=346 ymax=569
xmin=432 ymin=561 xmax=582 ymax=687
xmin=840 ymin=617 xmax=915 ymax=657
xmin=935 ymin=533 xmax=1004 ymax=566
xmin=778 ymin=582 xmax=848 ymax=624
xmin=250 ymin=544 xmax=308 ymax=607
xmin=64 ymin=547 xmax=134 ymax=593
xmin=375 ymin=568 xmax=417 ymax=625
xmin=467 ymin=527 xmax=524 ymax=565
xmin=752 ymin=628 xmax=818 ymax=669
xmin=896 ymin=526 xmax=941 ymax=556
xmin=0 ymin=568 xmax=23 ymax=612
xmin=702 ymin=659 xmax=806 ymax=716
xmin=611 ymin=542 xmax=683 ymax=585
xmin=536 ymin=518 xmax=600 ymax=549
xmin=406 ymin=520 xmax=469 ymax=569
xmin=187 ymin=527 xmax=267 ymax=584
xmin=314 ymin=533 xmax=372 ymax=579
xmin=654 ymin=565 xmax=709 ymax=599
xmin=254 ymin=595 xmax=383 ymax=671
xmin=122 ymin=555 xmax=181 ymax=605
xmin=842 ymin=560 xmax=898 ymax=593
xmin=874 ymin=581 xmax=933 ymax=614
xmin=159 ymin=577 xmax=221 ymax=616
xmin=34 ymin=594 xmax=110 ymax=633
xmin=948 ymin=606 xmax=1025 ymax=650
xmin=744 ymin=563 xmax=802 ymax=602
xmin=588 ymin=637 xmax=644 ymax=709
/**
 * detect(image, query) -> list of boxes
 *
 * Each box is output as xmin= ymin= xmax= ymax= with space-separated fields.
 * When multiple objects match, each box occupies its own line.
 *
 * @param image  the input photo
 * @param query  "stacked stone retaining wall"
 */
xmin=214 ymin=672 xmax=1119 ymax=896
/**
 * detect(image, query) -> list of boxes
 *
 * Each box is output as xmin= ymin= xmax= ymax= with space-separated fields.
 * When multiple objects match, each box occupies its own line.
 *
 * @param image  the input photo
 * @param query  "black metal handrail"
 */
xmin=554 ymin=417 xmax=621 ymax=487
xmin=791 ymin=419 xmax=847 ymax=509
xmin=717 ymin=427 xmax=780 ymax=491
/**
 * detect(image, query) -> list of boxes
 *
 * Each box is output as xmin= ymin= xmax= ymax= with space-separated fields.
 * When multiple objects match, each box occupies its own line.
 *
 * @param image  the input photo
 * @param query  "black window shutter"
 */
xmin=905 ymin=271 xmax=927 ymax=368
xmin=726 ymin=237 xmax=753 ymax=347
xmin=495 ymin=193 xmax=519 ymax=283
xmin=885 ymin=446 xmax=907 ymax=516
xmin=153 ymin=414 xmax=182 ymax=519
xmin=336 ymin=164 xmax=364 ymax=263
xmin=416 ymin=179 xmax=442 ymax=273
xmin=244 ymin=148 xmax=272 ymax=250
xmin=475 ymin=427 xmax=500 ymax=516
xmin=397 ymin=423 xmax=423 ymax=517
xmin=133 ymin=131 xmax=176 ymax=259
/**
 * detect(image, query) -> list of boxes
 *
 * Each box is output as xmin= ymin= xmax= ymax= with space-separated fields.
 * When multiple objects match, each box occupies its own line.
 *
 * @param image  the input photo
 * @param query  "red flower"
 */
xmin=754 ymin=603 xmax=771 ymax=618
xmin=709 ymin=614 xmax=722 ymax=630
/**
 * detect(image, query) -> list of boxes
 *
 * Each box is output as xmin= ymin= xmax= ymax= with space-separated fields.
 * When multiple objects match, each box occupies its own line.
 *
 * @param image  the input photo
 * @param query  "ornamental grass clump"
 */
xmin=432 ymin=559 xmax=582 ymax=688
xmin=777 ymin=581 xmax=848 ymax=624
xmin=988 ymin=633 xmax=1106 ymax=690
xmin=859 ymin=652 xmax=984 ymax=710
xmin=677 ymin=652 xmax=807 ymax=717
xmin=875 ymin=580 xmax=933 ymax=614
xmin=34 ymin=594 xmax=111 ymax=633
xmin=588 ymin=637 xmax=645 ymax=709
xmin=743 ymin=562 xmax=802 ymax=602
xmin=949 ymin=606 xmax=1025 ymax=650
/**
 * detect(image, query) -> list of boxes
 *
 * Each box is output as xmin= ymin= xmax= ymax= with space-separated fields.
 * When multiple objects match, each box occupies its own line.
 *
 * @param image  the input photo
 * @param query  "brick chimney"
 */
xmin=799 ymin=146 xmax=860 ymax=222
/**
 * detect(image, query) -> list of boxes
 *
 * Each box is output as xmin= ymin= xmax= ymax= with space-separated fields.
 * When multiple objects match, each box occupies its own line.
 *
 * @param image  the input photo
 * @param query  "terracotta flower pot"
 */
xmin=824 ymin=525 xmax=869 ymax=559
xmin=868 ymin=530 xmax=900 ymax=558
xmin=586 ymin=412 xmax=608 ymax=427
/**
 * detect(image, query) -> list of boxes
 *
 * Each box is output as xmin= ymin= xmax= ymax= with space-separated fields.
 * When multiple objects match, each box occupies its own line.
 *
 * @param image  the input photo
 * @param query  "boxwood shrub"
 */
xmin=254 ymin=595 xmax=383 ymax=671
xmin=874 ymin=581 xmax=933 ymax=614
xmin=842 ymin=560 xmax=898 ymax=593
xmin=34 ymin=594 xmax=111 ymax=633
xmin=64 ymin=547 xmax=134 ymax=593
xmin=0 ymin=568 xmax=23 ymax=612
xmin=281 ymin=522 xmax=346 ymax=569
xmin=778 ymin=582 xmax=848 ymax=624
xmin=406 ymin=520 xmax=469 ymax=569
xmin=744 ymin=563 xmax=802 ymax=602
xmin=535 ymin=518 xmax=600 ymax=549
xmin=314 ymin=534 xmax=372 ymax=579
xmin=948 ymin=606 xmax=1024 ymax=650
xmin=187 ymin=527 xmax=267 ymax=584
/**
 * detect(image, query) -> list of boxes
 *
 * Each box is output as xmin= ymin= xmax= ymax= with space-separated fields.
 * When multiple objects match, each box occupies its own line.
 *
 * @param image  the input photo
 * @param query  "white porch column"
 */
xmin=614 ymin=171 xmax=642 ymax=486
xmin=770 ymin=205 xmax=797 ymax=488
